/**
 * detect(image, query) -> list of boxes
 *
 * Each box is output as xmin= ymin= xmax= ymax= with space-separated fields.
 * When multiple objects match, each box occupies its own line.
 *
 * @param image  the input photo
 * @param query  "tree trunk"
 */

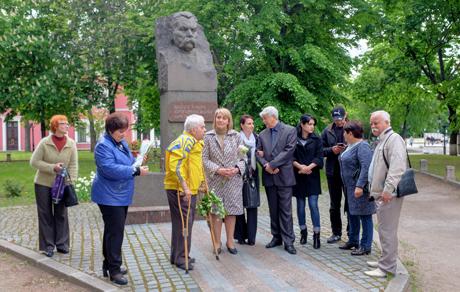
xmin=447 ymin=105 xmax=458 ymax=155
xmin=40 ymin=119 xmax=47 ymax=138
xmin=24 ymin=122 xmax=31 ymax=151
xmin=88 ymin=114 xmax=97 ymax=152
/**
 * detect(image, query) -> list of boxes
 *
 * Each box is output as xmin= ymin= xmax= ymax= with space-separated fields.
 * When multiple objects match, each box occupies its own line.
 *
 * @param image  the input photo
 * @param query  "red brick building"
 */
xmin=0 ymin=92 xmax=136 ymax=151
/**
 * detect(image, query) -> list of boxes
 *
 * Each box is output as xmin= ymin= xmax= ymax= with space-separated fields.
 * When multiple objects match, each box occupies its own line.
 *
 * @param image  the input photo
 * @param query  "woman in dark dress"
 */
xmin=234 ymin=115 xmax=260 ymax=246
xmin=338 ymin=121 xmax=375 ymax=255
xmin=293 ymin=114 xmax=323 ymax=249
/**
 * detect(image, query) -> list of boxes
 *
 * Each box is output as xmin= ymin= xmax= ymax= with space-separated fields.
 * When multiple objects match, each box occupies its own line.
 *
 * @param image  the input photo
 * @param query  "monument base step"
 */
xmin=126 ymin=206 xmax=205 ymax=225
xmin=126 ymin=206 xmax=171 ymax=224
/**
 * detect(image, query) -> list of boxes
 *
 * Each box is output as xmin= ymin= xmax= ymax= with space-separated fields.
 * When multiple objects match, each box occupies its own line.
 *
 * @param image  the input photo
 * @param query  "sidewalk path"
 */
xmin=398 ymin=173 xmax=460 ymax=291
xmin=0 ymin=191 xmax=389 ymax=291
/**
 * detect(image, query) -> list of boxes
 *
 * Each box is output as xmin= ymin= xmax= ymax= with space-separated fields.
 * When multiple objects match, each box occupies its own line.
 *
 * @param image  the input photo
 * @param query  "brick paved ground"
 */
xmin=0 ymin=192 xmax=388 ymax=291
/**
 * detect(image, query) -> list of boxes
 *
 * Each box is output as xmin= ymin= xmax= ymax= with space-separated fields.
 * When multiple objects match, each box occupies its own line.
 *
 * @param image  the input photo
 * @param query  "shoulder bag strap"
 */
xmin=382 ymin=133 xmax=412 ymax=169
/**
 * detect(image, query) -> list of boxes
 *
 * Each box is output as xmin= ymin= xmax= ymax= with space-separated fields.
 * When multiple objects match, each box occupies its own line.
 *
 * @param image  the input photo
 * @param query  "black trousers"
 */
xmin=265 ymin=186 xmax=295 ymax=245
xmin=34 ymin=184 xmax=69 ymax=251
xmin=166 ymin=190 xmax=197 ymax=266
xmin=98 ymin=204 xmax=128 ymax=276
xmin=234 ymin=207 xmax=258 ymax=244
xmin=326 ymin=171 xmax=349 ymax=237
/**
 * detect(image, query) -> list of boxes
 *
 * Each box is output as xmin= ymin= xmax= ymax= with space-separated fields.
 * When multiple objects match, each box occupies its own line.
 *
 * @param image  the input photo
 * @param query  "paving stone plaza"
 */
xmin=0 ymin=193 xmax=389 ymax=291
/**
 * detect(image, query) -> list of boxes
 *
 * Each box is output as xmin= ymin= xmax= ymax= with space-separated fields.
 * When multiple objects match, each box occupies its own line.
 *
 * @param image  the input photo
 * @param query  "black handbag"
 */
xmin=63 ymin=173 xmax=79 ymax=207
xmin=242 ymin=162 xmax=260 ymax=208
xmin=382 ymin=134 xmax=418 ymax=197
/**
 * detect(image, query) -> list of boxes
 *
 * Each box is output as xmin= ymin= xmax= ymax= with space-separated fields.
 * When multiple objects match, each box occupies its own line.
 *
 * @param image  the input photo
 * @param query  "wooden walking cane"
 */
xmin=177 ymin=189 xmax=192 ymax=273
xmin=177 ymin=150 xmax=194 ymax=273
xmin=201 ymin=162 xmax=220 ymax=260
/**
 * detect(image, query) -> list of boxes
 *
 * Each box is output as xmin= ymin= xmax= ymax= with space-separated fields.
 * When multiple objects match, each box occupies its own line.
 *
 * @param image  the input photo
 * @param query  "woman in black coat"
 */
xmin=293 ymin=114 xmax=324 ymax=249
xmin=234 ymin=115 xmax=260 ymax=246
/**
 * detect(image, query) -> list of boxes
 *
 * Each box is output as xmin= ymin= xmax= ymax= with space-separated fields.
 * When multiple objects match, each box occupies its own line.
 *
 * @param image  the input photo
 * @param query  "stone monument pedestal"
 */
xmin=126 ymin=173 xmax=171 ymax=224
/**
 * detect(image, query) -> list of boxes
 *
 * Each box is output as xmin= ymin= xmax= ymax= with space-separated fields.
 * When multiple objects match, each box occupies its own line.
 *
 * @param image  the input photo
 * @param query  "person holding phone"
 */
xmin=321 ymin=106 xmax=349 ymax=244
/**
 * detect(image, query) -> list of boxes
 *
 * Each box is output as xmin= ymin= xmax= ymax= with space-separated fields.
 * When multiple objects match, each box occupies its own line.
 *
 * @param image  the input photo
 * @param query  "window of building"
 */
xmin=77 ymin=125 xmax=87 ymax=143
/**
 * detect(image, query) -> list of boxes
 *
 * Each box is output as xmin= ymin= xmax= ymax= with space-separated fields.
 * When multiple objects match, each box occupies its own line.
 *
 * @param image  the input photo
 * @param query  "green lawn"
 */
xmin=0 ymin=151 xmax=160 ymax=207
xmin=409 ymin=154 xmax=460 ymax=181
xmin=0 ymin=151 xmax=33 ymax=161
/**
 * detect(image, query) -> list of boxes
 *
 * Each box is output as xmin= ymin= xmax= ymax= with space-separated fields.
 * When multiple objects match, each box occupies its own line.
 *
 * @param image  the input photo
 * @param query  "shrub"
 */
xmin=3 ymin=180 xmax=24 ymax=198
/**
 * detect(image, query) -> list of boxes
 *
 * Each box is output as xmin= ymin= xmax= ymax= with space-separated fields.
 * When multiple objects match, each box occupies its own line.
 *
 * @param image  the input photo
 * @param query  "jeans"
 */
xmin=296 ymin=195 xmax=320 ymax=232
xmin=348 ymin=214 xmax=373 ymax=251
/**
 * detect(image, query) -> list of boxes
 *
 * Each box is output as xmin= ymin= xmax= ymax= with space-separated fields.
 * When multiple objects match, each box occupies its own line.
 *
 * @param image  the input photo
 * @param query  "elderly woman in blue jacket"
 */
xmin=338 ymin=121 xmax=375 ymax=256
xmin=91 ymin=112 xmax=149 ymax=285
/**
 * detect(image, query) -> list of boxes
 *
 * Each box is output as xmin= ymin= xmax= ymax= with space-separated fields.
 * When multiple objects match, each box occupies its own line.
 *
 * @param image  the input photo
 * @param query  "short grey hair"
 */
xmin=259 ymin=106 xmax=279 ymax=119
xmin=371 ymin=110 xmax=391 ymax=123
xmin=184 ymin=114 xmax=205 ymax=132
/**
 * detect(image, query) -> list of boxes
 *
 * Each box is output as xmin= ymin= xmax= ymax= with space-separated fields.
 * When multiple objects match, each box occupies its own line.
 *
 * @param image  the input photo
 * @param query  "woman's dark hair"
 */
xmin=344 ymin=120 xmax=364 ymax=138
xmin=105 ymin=112 xmax=129 ymax=134
xmin=297 ymin=114 xmax=316 ymax=138
xmin=240 ymin=114 xmax=254 ymax=126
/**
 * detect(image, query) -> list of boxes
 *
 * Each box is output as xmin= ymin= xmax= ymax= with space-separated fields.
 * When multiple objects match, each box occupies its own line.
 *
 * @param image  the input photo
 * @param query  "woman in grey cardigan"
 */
xmin=338 ymin=121 xmax=375 ymax=255
xmin=202 ymin=108 xmax=246 ymax=255
xmin=30 ymin=115 xmax=78 ymax=257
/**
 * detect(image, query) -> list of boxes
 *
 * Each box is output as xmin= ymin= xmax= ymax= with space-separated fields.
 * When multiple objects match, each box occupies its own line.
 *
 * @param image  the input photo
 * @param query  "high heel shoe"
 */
xmin=300 ymin=229 xmax=307 ymax=245
xmin=313 ymin=232 xmax=321 ymax=249
xmin=226 ymin=244 xmax=238 ymax=255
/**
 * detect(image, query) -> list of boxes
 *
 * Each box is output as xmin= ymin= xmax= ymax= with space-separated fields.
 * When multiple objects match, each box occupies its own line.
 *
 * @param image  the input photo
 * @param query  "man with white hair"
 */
xmin=164 ymin=114 xmax=206 ymax=271
xmin=365 ymin=110 xmax=407 ymax=278
xmin=256 ymin=106 xmax=297 ymax=254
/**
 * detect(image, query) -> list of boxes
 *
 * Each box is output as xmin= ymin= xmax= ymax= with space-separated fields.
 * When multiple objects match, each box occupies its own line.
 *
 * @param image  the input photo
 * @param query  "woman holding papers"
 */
xmin=91 ymin=112 xmax=149 ymax=285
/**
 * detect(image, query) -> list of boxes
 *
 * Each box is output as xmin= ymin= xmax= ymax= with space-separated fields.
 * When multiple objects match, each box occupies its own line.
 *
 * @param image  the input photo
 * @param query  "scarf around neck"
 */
xmin=240 ymin=131 xmax=256 ymax=170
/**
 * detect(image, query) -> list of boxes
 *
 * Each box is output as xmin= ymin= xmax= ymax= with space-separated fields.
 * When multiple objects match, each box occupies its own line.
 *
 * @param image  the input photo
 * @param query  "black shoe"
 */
xmin=284 ymin=245 xmax=297 ymax=255
xmin=237 ymin=239 xmax=247 ymax=245
xmin=300 ymin=229 xmax=308 ymax=245
xmin=103 ymin=266 xmax=128 ymax=277
xmin=339 ymin=242 xmax=359 ymax=250
xmin=227 ymin=245 xmax=238 ymax=255
xmin=43 ymin=248 xmax=54 ymax=257
xmin=56 ymin=247 xmax=69 ymax=254
xmin=265 ymin=237 xmax=282 ymax=248
xmin=110 ymin=273 xmax=128 ymax=285
xmin=327 ymin=234 xmax=341 ymax=244
xmin=351 ymin=248 xmax=371 ymax=256
xmin=247 ymin=241 xmax=255 ymax=246
xmin=176 ymin=263 xmax=194 ymax=271
xmin=313 ymin=232 xmax=321 ymax=249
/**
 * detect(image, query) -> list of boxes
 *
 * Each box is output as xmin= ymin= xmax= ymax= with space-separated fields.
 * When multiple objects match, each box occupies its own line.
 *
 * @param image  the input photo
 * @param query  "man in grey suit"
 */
xmin=257 ymin=106 xmax=297 ymax=254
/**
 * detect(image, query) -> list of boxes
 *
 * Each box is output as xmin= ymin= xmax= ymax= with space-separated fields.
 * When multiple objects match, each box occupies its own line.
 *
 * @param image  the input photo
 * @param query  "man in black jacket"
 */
xmin=321 ymin=106 xmax=349 ymax=243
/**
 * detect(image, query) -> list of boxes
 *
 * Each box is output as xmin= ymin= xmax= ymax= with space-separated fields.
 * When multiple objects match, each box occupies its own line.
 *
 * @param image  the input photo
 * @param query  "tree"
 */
xmin=0 ymin=0 xmax=85 ymax=136
xmin=362 ymin=0 xmax=460 ymax=154
xmin=350 ymin=43 xmax=441 ymax=138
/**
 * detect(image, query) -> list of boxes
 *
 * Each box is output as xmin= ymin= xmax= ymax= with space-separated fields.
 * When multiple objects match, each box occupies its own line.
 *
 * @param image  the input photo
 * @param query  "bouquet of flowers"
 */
xmin=238 ymin=144 xmax=249 ymax=159
xmin=197 ymin=189 xmax=226 ymax=219
xmin=133 ymin=139 xmax=156 ymax=167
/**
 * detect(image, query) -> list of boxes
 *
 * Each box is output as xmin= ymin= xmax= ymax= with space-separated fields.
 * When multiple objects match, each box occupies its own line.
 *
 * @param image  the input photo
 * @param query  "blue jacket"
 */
xmin=91 ymin=133 xmax=135 ymax=206
xmin=339 ymin=141 xmax=376 ymax=216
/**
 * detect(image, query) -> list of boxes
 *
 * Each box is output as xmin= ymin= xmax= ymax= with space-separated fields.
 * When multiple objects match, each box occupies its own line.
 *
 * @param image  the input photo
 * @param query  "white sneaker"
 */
xmin=364 ymin=268 xmax=387 ymax=278
xmin=366 ymin=261 xmax=378 ymax=268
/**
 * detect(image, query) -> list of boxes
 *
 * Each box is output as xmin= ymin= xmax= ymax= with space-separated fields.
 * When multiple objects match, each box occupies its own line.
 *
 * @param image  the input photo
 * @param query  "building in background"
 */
xmin=0 ymin=91 xmax=136 ymax=151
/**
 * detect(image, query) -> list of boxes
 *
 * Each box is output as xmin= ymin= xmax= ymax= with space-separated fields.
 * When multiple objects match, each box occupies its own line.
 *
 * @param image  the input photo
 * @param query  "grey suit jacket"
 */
xmin=257 ymin=122 xmax=297 ymax=187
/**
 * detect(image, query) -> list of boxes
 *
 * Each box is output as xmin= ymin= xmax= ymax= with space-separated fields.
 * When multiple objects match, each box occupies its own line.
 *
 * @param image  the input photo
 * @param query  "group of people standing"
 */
xmin=164 ymin=105 xmax=408 ymax=280
xmin=29 ymin=105 xmax=408 ymax=286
